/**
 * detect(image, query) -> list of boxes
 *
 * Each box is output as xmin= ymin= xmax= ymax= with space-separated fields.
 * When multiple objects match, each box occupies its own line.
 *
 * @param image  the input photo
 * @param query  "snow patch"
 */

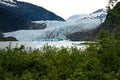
xmin=0 ymin=0 xmax=17 ymax=7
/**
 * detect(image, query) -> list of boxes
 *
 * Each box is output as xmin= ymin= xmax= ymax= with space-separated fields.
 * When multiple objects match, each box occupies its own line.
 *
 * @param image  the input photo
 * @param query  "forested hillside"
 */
xmin=0 ymin=8 xmax=29 ymax=32
xmin=0 ymin=0 xmax=64 ymax=21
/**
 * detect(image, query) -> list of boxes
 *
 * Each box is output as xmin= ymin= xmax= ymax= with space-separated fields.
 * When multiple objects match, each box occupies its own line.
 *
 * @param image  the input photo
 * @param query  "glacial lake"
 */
xmin=0 ymin=41 xmax=88 ymax=50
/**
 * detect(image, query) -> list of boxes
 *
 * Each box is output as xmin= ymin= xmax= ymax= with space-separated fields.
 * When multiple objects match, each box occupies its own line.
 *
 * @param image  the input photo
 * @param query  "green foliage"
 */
xmin=107 ymin=0 xmax=118 ymax=10
xmin=105 ymin=1 xmax=120 ymax=32
xmin=96 ymin=30 xmax=120 ymax=79
xmin=0 ymin=34 xmax=120 ymax=80
xmin=0 ymin=1 xmax=120 ymax=80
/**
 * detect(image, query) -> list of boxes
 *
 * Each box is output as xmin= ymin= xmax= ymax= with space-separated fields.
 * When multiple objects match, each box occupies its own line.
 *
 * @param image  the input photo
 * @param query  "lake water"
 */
xmin=0 ymin=41 xmax=88 ymax=50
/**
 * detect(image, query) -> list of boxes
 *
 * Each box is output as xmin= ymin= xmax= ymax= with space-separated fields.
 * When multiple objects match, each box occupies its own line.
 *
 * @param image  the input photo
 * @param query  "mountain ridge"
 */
xmin=0 ymin=0 xmax=64 ymax=21
xmin=67 ymin=8 xmax=107 ymax=21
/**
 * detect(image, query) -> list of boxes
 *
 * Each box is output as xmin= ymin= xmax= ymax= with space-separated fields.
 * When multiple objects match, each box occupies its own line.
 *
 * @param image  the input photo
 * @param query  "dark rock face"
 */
xmin=66 ymin=30 xmax=97 ymax=41
xmin=0 ymin=33 xmax=3 ymax=37
xmin=0 ymin=0 xmax=64 ymax=21
xmin=67 ymin=2 xmax=120 ymax=41
xmin=0 ymin=37 xmax=18 ymax=41
xmin=0 ymin=33 xmax=17 ymax=41
xmin=0 ymin=8 xmax=29 ymax=32
xmin=30 ymin=23 xmax=46 ymax=30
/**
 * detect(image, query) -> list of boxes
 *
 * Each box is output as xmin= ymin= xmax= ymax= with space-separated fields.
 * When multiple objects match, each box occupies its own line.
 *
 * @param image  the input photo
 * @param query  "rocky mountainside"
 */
xmin=0 ymin=0 xmax=64 ymax=21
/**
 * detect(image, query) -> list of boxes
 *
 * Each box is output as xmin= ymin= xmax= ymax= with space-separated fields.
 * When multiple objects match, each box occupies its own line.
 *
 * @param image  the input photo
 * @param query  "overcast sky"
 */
xmin=18 ymin=0 xmax=108 ymax=19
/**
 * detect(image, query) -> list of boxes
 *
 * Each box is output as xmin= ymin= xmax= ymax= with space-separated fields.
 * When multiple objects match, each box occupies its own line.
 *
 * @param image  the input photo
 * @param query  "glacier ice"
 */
xmin=3 ymin=9 xmax=107 ymax=41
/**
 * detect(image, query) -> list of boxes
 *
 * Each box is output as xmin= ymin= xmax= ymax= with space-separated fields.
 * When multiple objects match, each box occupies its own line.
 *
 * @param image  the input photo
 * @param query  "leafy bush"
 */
xmin=0 ymin=34 xmax=120 ymax=80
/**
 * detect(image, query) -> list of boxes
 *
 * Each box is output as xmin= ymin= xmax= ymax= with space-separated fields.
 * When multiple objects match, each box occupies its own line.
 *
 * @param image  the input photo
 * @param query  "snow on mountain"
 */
xmin=67 ymin=9 xmax=107 ymax=22
xmin=3 ymin=9 xmax=107 ymax=41
xmin=92 ymin=9 xmax=106 ymax=14
xmin=0 ymin=0 xmax=17 ymax=7
xmin=90 ymin=9 xmax=107 ymax=19
xmin=67 ymin=14 xmax=88 ymax=20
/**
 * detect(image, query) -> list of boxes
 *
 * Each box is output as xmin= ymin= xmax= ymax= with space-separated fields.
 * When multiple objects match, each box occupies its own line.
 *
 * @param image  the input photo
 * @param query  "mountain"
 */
xmin=67 ymin=2 xmax=120 ymax=41
xmin=0 ymin=7 xmax=30 ymax=32
xmin=0 ymin=0 xmax=64 ymax=21
xmin=67 ymin=9 xmax=107 ymax=21
xmin=67 ymin=14 xmax=88 ymax=20
xmin=0 ymin=32 xmax=17 ymax=41
xmin=66 ymin=9 xmax=108 ymax=41
xmin=0 ymin=7 xmax=47 ymax=33
xmin=90 ymin=9 xmax=107 ymax=19
xmin=3 ymin=9 xmax=107 ymax=41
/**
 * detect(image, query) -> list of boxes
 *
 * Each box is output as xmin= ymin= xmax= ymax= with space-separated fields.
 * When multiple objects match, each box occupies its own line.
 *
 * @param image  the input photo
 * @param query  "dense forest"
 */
xmin=0 ymin=0 xmax=120 ymax=80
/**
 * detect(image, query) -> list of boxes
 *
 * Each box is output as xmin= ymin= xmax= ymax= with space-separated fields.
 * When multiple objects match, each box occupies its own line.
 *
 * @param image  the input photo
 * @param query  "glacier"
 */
xmin=3 ymin=9 xmax=107 ymax=41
